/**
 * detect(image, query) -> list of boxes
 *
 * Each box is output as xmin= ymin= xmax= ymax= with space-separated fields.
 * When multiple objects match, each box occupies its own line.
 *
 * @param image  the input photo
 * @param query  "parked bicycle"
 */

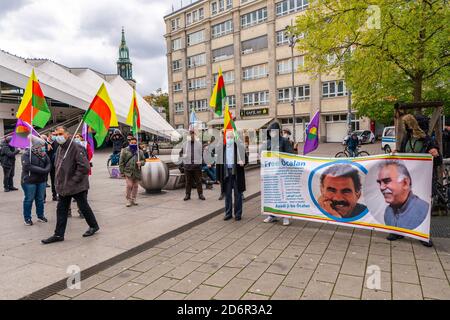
xmin=335 ymin=146 xmax=370 ymax=158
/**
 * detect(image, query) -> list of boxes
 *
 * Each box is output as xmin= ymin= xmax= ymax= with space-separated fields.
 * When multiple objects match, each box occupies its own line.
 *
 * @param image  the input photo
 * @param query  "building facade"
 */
xmin=164 ymin=0 xmax=371 ymax=142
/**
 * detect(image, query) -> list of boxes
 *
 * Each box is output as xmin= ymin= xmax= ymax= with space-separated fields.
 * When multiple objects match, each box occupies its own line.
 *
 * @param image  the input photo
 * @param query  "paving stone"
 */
xmin=392 ymin=282 xmax=423 ymax=300
xmin=253 ymin=248 xmax=282 ymax=264
xmin=185 ymin=285 xmax=221 ymax=300
xmin=362 ymin=289 xmax=391 ymax=300
xmin=327 ymin=239 xmax=350 ymax=251
xmin=241 ymin=292 xmax=270 ymax=300
xmin=214 ymin=278 xmax=255 ymax=300
xmin=203 ymin=267 xmax=241 ymax=287
xmin=166 ymin=261 xmax=203 ymax=280
xmin=346 ymin=245 xmax=369 ymax=260
xmin=420 ymin=276 xmax=450 ymax=300
xmin=132 ymin=262 xmax=175 ymax=285
xmin=333 ymin=274 xmax=364 ymax=299
xmin=209 ymin=237 xmax=237 ymax=250
xmin=294 ymin=253 xmax=322 ymax=270
xmin=416 ymin=260 xmax=447 ymax=279
xmin=225 ymin=252 xmax=256 ymax=269
xmin=59 ymin=274 xmax=110 ymax=298
xmin=329 ymin=294 xmax=357 ymax=300
xmin=156 ymin=291 xmax=187 ymax=300
xmin=367 ymin=254 xmax=391 ymax=272
xmin=108 ymin=282 xmax=146 ymax=299
xmin=349 ymin=235 xmax=371 ymax=247
xmin=189 ymin=248 xmax=222 ymax=263
xmin=168 ymin=252 xmax=196 ymax=266
xmin=45 ymin=294 xmax=71 ymax=300
xmin=321 ymin=250 xmax=346 ymax=265
xmin=266 ymin=257 xmax=297 ymax=275
xmin=392 ymin=250 xmax=416 ymax=266
xmin=305 ymin=242 xmax=328 ymax=255
xmin=96 ymin=270 xmax=142 ymax=292
xmin=412 ymin=243 xmax=440 ymax=261
xmin=170 ymin=271 xmax=210 ymax=294
xmin=279 ymin=245 xmax=306 ymax=260
xmin=129 ymin=255 xmax=168 ymax=273
xmin=283 ymin=267 xmax=315 ymax=289
xmin=271 ymin=285 xmax=303 ymax=300
xmin=248 ymin=273 xmax=285 ymax=296
xmin=236 ymin=261 xmax=271 ymax=281
xmin=391 ymin=240 xmax=413 ymax=252
xmin=340 ymin=258 xmax=367 ymax=277
xmin=392 ymin=263 xmax=420 ymax=284
xmin=301 ymin=280 xmax=333 ymax=300
xmin=133 ymin=277 xmax=179 ymax=300
xmin=364 ymin=271 xmax=392 ymax=292
xmin=312 ymin=263 xmax=340 ymax=283
xmin=73 ymin=288 xmax=116 ymax=300
xmin=369 ymin=243 xmax=391 ymax=257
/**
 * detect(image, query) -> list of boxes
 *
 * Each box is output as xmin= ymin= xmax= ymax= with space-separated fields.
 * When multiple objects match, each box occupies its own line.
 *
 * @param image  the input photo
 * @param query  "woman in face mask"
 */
xmin=20 ymin=137 xmax=52 ymax=226
xmin=119 ymin=137 xmax=145 ymax=207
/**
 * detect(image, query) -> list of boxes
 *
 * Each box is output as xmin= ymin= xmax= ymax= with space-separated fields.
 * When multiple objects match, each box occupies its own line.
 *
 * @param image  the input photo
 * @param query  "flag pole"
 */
xmin=63 ymin=120 xmax=84 ymax=160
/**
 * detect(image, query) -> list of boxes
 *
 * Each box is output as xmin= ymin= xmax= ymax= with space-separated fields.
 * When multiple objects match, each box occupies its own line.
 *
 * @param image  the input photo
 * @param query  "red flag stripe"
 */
xmin=88 ymin=95 xmax=112 ymax=126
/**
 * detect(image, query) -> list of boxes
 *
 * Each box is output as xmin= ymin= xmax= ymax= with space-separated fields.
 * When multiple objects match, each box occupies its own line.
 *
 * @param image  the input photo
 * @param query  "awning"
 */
xmin=207 ymin=117 xmax=273 ymax=131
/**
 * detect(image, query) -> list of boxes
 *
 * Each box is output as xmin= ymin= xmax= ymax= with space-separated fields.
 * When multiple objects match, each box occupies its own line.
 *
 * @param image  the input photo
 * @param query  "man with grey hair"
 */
xmin=318 ymin=164 xmax=367 ymax=219
xmin=377 ymin=160 xmax=429 ymax=240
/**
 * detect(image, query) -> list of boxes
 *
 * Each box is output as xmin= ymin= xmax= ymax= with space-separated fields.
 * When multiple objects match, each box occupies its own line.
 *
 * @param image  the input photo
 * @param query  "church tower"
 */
xmin=117 ymin=27 xmax=136 ymax=89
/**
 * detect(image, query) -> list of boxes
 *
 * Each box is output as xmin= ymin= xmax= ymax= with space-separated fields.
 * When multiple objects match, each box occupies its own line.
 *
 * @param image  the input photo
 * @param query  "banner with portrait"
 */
xmin=261 ymin=151 xmax=433 ymax=242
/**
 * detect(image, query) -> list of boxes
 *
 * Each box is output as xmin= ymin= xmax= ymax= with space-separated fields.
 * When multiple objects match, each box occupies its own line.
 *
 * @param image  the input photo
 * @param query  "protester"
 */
xmin=216 ymin=130 xmax=247 ymax=221
xmin=21 ymin=137 xmax=51 ymax=226
xmin=0 ymin=136 xmax=20 ymax=192
xmin=119 ymin=137 xmax=145 ymax=207
xmin=140 ymin=142 xmax=150 ymax=159
xmin=74 ymin=133 xmax=94 ymax=218
xmin=346 ymin=132 xmax=359 ymax=157
xmin=263 ymin=121 xmax=294 ymax=225
xmin=180 ymin=129 xmax=205 ymax=201
xmin=282 ymin=128 xmax=295 ymax=151
xmin=110 ymin=129 xmax=125 ymax=155
xmin=124 ymin=133 xmax=134 ymax=148
xmin=41 ymin=126 xmax=100 ymax=244
xmin=46 ymin=131 xmax=59 ymax=201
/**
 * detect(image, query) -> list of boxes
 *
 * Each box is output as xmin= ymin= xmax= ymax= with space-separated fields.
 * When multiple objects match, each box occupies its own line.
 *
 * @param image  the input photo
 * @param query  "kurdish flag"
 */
xmin=16 ymin=69 xmax=51 ymax=128
xmin=9 ymin=119 xmax=38 ymax=149
xmin=82 ymin=123 xmax=95 ymax=156
xmin=303 ymin=111 xmax=320 ymax=155
xmin=223 ymin=100 xmax=237 ymax=144
xmin=83 ymin=83 xmax=118 ymax=146
xmin=209 ymin=67 xmax=227 ymax=116
xmin=126 ymin=90 xmax=141 ymax=135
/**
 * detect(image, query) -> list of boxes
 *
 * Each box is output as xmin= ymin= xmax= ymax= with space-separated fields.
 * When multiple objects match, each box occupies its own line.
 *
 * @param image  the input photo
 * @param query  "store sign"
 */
xmin=240 ymin=108 xmax=269 ymax=117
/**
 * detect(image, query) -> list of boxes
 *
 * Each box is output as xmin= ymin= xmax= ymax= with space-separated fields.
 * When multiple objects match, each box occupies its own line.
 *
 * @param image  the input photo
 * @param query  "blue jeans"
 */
xmin=22 ymin=182 xmax=46 ymax=221
xmin=348 ymin=149 xmax=357 ymax=157
xmin=202 ymin=165 xmax=217 ymax=181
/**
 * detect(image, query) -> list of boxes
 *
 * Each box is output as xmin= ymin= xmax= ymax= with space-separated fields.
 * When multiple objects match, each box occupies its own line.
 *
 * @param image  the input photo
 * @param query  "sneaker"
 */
xmin=37 ymin=217 xmax=48 ymax=223
xmin=263 ymin=216 xmax=278 ymax=223
xmin=126 ymin=200 xmax=133 ymax=207
xmin=282 ymin=218 xmax=290 ymax=226
xmin=24 ymin=219 xmax=33 ymax=226
xmin=132 ymin=200 xmax=138 ymax=206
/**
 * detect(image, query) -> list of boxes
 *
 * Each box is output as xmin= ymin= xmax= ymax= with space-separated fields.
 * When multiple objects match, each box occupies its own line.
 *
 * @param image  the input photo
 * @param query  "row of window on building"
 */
xmin=171 ymin=0 xmax=309 ymax=32
xmin=173 ymin=80 xmax=347 ymax=114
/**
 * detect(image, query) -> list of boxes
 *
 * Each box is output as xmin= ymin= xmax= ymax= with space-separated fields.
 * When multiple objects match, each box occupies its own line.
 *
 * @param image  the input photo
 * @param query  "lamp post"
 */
xmin=286 ymin=22 xmax=298 ymax=143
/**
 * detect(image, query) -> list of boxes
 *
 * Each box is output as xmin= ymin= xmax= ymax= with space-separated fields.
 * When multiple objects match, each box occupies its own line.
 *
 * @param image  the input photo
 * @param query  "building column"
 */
xmin=267 ymin=0 xmax=277 ymax=120
xmin=181 ymin=32 xmax=189 ymax=129
xmin=204 ymin=21 xmax=213 ymax=124
xmin=233 ymin=10 xmax=242 ymax=120
xmin=310 ymin=74 xmax=326 ymax=142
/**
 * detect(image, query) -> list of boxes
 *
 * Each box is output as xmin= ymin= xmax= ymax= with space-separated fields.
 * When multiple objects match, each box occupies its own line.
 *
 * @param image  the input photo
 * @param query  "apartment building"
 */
xmin=164 ymin=0 xmax=371 ymax=142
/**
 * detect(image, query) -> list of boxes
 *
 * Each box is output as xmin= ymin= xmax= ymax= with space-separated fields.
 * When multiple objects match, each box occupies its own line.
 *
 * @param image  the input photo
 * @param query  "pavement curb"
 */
xmin=20 ymin=188 xmax=262 ymax=300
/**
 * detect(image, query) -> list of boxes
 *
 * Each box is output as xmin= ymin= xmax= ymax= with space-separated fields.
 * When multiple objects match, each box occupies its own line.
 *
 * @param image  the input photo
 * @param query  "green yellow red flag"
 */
xmin=126 ymin=89 xmax=141 ymax=135
xmin=209 ymin=67 xmax=227 ymax=116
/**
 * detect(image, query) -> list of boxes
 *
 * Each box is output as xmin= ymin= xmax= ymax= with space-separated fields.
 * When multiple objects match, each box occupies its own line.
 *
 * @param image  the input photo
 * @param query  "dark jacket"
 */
xmin=111 ymin=132 xmax=125 ymax=153
xmin=216 ymin=142 xmax=248 ymax=193
xmin=0 ymin=140 xmax=20 ymax=168
xmin=21 ymin=149 xmax=51 ymax=185
xmin=442 ymin=129 xmax=450 ymax=159
xmin=180 ymin=139 xmax=203 ymax=171
xmin=54 ymin=140 xmax=90 ymax=196
xmin=265 ymin=122 xmax=294 ymax=154
xmin=119 ymin=147 xmax=145 ymax=180
xmin=347 ymin=136 xmax=359 ymax=150
xmin=46 ymin=140 xmax=59 ymax=165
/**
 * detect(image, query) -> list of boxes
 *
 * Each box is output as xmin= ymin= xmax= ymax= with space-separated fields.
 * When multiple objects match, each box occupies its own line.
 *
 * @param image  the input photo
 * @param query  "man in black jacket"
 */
xmin=21 ymin=138 xmax=51 ymax=226
xmin=0 ymin=136 xmax=20 ymax=192
xmin=45 ymin=132 xmax=59 ymax=201
xmin=180 ymin=129 xmax=205 ymax=201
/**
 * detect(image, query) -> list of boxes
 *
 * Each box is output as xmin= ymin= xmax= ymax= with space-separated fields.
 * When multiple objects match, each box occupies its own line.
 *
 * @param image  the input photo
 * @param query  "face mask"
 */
xmin=40 ymin=147 xmax=46 ymax=153
xmin=74 ymin=138 xmax=81 ymax=144
xmin=51 ymin=136 xmax=57 ymax=141
xmin=226 ymin=138 xmax=234 ymax=145
xmin=129 ymin=144 xmax=138 ymax=152
xmin=283 ymin=133 xmax=289 ymax=138
xmin=55 ymin=136 xmax=66 ymax=145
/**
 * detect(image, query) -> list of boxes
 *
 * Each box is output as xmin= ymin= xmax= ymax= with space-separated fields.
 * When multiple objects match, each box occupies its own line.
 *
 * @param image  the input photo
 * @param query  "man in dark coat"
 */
xmin=45 ymin=132 xmax=59 ymax=201
xmin=216 ymin=130 xmax=247 ymax=221
xmin=0 ymin=136 xmax=20 ymax=192
xmin=41 ymin=126 xmax=99 ymax=244
xmin=180 ymin=129 xmax=205 ymax=201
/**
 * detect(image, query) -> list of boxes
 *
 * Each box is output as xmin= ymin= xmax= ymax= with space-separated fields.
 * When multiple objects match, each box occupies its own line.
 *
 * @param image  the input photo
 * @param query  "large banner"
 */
xmin=261 ymin=151 xmax=433 ymax=242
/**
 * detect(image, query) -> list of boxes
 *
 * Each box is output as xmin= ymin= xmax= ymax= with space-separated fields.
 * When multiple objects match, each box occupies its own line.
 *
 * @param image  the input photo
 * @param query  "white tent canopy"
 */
xmin=0 ymin=50 xmax=180 ymax=140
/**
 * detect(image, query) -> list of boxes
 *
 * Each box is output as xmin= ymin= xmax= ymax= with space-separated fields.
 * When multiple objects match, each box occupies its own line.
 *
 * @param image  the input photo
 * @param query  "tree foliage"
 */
xmin=292 ymin=0 xmax=449 ymax=124
xmin=143 ymin=88 xmax=169 ymax=122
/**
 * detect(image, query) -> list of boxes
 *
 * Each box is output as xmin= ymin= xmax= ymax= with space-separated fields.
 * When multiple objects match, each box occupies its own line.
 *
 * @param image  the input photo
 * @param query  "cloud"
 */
xmin=0 ymin=0 xmax=178 ymax=96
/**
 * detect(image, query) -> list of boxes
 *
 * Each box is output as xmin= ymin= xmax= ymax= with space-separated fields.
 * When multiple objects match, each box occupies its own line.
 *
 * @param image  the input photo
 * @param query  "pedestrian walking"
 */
xmin=41 ymin=126 xmax=100 ymax=244
xmin=119 ymin=136 xmax=145 ymax=207
xmin=180 ymin=129 xmax=205 ymax=201
xmin=0 ymin=136 xmax=20 ymax=192
xmin=21 ymin=137 xmax=51 ymax=226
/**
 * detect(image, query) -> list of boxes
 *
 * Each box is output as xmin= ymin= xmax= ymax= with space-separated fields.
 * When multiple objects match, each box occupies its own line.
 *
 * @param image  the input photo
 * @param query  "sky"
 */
xmin=0 ymin=0 xmax=188 ymax=96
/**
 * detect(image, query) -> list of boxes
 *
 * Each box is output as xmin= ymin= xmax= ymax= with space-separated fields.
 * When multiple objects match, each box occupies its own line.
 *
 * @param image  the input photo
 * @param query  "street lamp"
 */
xmin=286 ymin=22 xmax=298 ymax=143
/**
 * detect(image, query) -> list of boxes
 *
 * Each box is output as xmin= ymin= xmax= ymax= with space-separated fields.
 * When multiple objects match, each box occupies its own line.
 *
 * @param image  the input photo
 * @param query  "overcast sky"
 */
xmin=0 ymin=0 xmax=189 ymax=96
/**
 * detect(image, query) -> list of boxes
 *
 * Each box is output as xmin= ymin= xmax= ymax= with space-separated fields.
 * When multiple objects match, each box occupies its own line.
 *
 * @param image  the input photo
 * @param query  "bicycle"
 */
xmin=335 ymin=146 xmax=370 ymax=158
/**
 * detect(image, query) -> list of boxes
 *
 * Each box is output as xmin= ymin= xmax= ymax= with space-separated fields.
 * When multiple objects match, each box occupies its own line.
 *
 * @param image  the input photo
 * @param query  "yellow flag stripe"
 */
xmin=97 ymin=83 xmax=118 ymax=126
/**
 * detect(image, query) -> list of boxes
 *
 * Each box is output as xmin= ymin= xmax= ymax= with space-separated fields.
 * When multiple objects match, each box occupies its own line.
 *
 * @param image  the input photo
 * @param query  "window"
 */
xmin=242 ymin=64 xmax=268 ymax=80
xmin=188 ymin=77 xmax=207 ymax=91
xmin=171 ymin=18 xmax=180 ymax=31
xmin=277 ymin=85 xmax=310 ymax=102
xmin=212 ymin=45 xmax=234 ymax=62
xmin=172 ymin=60 xmax=182 ymax=72
xmin=243 ymin=91 xmax=269 ymax=106
xmin=276 ymin=0 xmax=309 ymax=17
xmin=325 ymin=114 xmax=348 ymax=122
xmin=276 ymin=30 xmax=290 ymax=46
xmin=277 ymin=56 xmax=304 ymax=74
xmin=211 ymin=0 xmax=232 ymax=15
xmin=322 ymin=80 xmax=347 ymax=98
xmin=187 ymin=30 xmax=205 ymax=46
xmin=241 ymin=7 xmax=267 ymax=28
xmin=213 ymin=71 xmax=234 ymax=84
xmin=172 ymin=38 xmax=182 ymax=51
xmin=174 ymin=103 xmax=184 ymax=114
xmin=189 ymin=99 xmax=208 ymax=112
xmin=227 ymin=95 xmax=236 ymax=108
xmin=211 ymin=20 xmax=233 ymax=38
xmin=173 ymin=82 xmax=182 ymax=92
xmin=186 ymin=7 xmax=204 ymax=25
xmin=187 ymin=53 xmax=206 ymax=68
xmin=241 ymin=35 xmax=268 ymax=54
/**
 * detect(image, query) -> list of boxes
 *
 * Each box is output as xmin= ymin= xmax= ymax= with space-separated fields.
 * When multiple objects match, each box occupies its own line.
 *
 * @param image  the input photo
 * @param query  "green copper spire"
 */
xmin=117 ymin=27 xmax=133 ymax=80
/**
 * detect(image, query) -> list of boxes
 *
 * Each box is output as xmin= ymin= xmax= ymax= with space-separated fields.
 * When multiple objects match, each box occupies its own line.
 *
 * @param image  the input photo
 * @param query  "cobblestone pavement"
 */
xmin=49 ymin=195 xmax=450 ymax=300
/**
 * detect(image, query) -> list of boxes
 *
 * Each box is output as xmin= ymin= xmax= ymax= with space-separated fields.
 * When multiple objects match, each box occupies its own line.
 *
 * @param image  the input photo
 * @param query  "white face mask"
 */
xmin=55 ymin=136 xmax=66 ymax=145
xmin=226 ymin=138 xmax=234 ymax=145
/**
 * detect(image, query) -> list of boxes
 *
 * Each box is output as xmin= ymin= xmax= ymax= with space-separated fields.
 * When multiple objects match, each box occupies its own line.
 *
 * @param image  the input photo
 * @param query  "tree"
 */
xmin=143 ymin=88 xmax=169 ymax=122
xmin=292 ymin=0 xmax=449 ymax=124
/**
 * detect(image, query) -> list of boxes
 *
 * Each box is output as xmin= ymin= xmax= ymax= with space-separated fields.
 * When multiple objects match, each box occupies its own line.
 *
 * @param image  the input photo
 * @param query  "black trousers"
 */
xmin=49 ymin=167 xmax=57 ymax=198
xmin=55 ymin=190 xmax=99 ymax=237
xmin=185 ymin=169 xmax=203 ymax=196
xmin=224 ymin=170 xmax=243 ymax=219
xmin=2 ymin=166 xmax=14 ymax=189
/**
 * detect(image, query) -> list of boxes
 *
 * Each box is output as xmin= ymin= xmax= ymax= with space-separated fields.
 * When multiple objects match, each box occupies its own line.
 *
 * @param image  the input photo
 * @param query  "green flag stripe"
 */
xmin=83 ymin=108 xmax=109 ymax=146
